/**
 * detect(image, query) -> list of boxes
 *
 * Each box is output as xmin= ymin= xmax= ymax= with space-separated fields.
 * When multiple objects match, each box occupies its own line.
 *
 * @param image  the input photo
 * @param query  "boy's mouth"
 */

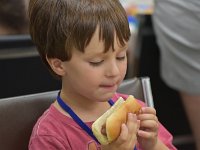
xmin=99 ymin=83 xmax=118 ymax=91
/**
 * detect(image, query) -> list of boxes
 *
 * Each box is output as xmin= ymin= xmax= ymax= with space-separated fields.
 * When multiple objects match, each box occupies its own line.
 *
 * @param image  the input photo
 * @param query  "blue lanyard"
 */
xmin=57 ymin=92 xmax=137 ymax=150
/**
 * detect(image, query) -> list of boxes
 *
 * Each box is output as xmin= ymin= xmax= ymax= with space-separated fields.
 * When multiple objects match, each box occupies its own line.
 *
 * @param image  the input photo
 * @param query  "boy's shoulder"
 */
xmin=29 ymin=104 xmax=71 ymax=149
xmin=31 ymin=104 xmax=70 ymax=137
xmin=31 ymin=105 xmax=57 ymax=136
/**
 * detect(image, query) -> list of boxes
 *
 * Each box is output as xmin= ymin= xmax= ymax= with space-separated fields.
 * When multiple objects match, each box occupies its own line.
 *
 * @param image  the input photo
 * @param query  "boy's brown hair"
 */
xmin=28 ymin=0 xmax=130 ymax=78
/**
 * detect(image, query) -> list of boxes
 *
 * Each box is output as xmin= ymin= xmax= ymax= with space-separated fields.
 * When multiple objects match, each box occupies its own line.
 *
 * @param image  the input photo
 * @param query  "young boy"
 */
xmin=28 ymin=0 xmax=177 ymax=149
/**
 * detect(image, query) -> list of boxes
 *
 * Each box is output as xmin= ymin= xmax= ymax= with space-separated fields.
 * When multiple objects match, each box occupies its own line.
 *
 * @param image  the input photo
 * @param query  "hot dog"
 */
xmin=92 ymin=95 xmax=142 ymax=145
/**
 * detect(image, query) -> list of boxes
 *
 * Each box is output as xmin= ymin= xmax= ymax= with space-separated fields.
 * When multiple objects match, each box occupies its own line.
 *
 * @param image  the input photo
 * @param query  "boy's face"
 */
xmin=61 ymin=28 xmax=128 ymax=102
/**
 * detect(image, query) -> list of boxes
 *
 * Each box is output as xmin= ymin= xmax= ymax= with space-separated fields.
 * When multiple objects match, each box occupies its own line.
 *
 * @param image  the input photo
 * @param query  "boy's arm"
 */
xmin=156 ymin=123 xmax=177 ymax=150
xmin=151 ymin=139 xmax=170 ymax=150
xmin=137 ymin=107 xmax=177 ymax=150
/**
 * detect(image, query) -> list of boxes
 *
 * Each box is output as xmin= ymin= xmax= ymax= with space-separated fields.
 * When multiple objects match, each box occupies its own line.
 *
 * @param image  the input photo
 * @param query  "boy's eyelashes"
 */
xmin=116 ymin=55 xmax=126 ymax=61
xmin=89 ymin=60 xmax=104 ymax=66
xmin=89 ymin=56 xmax=126 ymax=67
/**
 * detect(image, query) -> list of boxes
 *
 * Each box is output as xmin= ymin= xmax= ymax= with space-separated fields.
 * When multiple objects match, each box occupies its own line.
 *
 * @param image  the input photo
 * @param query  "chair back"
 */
xmin=0 ymin=91 xmax=57 ymax=150
xmin=118 ymin=77 xmax=144 ymax=100
xmin=0 ymin=77 xmax=152 ymax=150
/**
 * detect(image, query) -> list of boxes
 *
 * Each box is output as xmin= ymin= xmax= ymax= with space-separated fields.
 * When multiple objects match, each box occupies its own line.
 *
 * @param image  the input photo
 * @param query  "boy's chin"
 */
xmin=98 ymin=92 xmax=116 ymax=101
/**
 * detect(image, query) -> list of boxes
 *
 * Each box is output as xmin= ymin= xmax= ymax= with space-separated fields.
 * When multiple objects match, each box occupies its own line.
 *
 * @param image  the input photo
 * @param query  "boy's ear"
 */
xmin=46 ymin=57 xmax=66 ymax=76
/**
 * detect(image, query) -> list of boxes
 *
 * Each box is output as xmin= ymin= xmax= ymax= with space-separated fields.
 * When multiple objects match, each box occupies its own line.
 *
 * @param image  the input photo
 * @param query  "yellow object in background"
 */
xmin=120 ymin=0 xmax=154 ymax=15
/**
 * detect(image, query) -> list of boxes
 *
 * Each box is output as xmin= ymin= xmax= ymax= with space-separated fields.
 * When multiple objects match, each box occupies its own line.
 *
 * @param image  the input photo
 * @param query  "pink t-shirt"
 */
xmin=29 ymin=93 xmax=177 ymax=150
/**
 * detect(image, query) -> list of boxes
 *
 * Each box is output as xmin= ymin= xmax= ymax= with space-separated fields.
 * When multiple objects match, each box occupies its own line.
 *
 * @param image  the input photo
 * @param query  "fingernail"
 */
xmin=128 ymin=113 xmax=136 ymax=120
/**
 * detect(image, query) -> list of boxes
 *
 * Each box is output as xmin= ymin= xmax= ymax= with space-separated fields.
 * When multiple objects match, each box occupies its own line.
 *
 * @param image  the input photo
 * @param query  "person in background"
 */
xmin=153 ymin=0 xmax=200 ymax=149
xmin=0 ymin=0 xmax=29 ymax=35
xmin=28 ymin=0 xmax=176 ymax=149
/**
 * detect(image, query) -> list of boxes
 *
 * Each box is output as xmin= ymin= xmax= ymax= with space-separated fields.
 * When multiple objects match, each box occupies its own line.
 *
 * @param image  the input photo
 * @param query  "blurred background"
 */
xmin=0 ymin=0 xmax=195 ymax=149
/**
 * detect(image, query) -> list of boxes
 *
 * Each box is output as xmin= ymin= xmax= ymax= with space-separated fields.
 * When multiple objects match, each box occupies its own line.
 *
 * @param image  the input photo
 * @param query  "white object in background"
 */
xmin=141 ymin=77 xmax=154 ymax=108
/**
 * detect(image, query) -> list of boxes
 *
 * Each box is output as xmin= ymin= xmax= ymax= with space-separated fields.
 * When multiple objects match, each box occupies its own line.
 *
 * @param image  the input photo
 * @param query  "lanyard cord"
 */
xmin=108 ymin=98 xmax=115 ymax=106
xmin=57 ymin=92 xmax=137 ymax=150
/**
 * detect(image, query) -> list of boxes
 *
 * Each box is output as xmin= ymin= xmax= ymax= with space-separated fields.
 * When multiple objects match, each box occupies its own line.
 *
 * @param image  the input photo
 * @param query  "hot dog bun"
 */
xmin=92 ymin=95 xmax=141 ymax=145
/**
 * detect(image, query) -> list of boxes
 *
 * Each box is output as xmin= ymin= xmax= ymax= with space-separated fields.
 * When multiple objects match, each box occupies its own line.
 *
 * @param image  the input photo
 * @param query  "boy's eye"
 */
xmin=89 ymin=60 xmax=104 ymax=66
xmin=117 ymin=55 xmax=126 ymax=61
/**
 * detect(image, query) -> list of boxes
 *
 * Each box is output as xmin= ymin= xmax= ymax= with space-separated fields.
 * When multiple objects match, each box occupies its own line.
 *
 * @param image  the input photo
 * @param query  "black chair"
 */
xmin=0 ymin=35 xmax=61 ymax=99
xmin=0 ymin=77 xmax=153 ymax=150
xmin=0 ymin=35 xmax=34 ymax=49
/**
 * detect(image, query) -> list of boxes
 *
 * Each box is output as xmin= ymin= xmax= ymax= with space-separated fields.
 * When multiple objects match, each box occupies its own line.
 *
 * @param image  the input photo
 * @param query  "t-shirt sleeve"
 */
xmin=29 ymin=135 xmax=71 ymax=150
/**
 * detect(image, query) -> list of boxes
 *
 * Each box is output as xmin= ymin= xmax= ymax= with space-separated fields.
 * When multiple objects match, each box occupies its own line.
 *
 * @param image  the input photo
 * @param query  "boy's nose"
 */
xmin=105 ymin=61 xmax=120 ymax=77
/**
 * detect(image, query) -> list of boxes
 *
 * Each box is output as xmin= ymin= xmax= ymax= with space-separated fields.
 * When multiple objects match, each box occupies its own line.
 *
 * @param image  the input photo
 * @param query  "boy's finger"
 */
xmin=116 ymin=123 xmax=128 ymax=144
xmin=140 ymin=107 xmax=156 ymax=115
xmin=126 ymin=113 xmax=138 ymax=133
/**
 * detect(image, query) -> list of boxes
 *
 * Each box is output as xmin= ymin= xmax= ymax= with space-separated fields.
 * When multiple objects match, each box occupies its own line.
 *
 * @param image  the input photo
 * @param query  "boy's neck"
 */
xmin=54 ymin=92 xmax=110 ymax=122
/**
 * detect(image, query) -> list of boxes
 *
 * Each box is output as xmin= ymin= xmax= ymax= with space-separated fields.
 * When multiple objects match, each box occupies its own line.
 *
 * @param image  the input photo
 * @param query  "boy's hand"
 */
xmin=137 ymin=107 xmax=159 ymax=150
xmin=101 ymin=113 xmax=139 ymax=150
